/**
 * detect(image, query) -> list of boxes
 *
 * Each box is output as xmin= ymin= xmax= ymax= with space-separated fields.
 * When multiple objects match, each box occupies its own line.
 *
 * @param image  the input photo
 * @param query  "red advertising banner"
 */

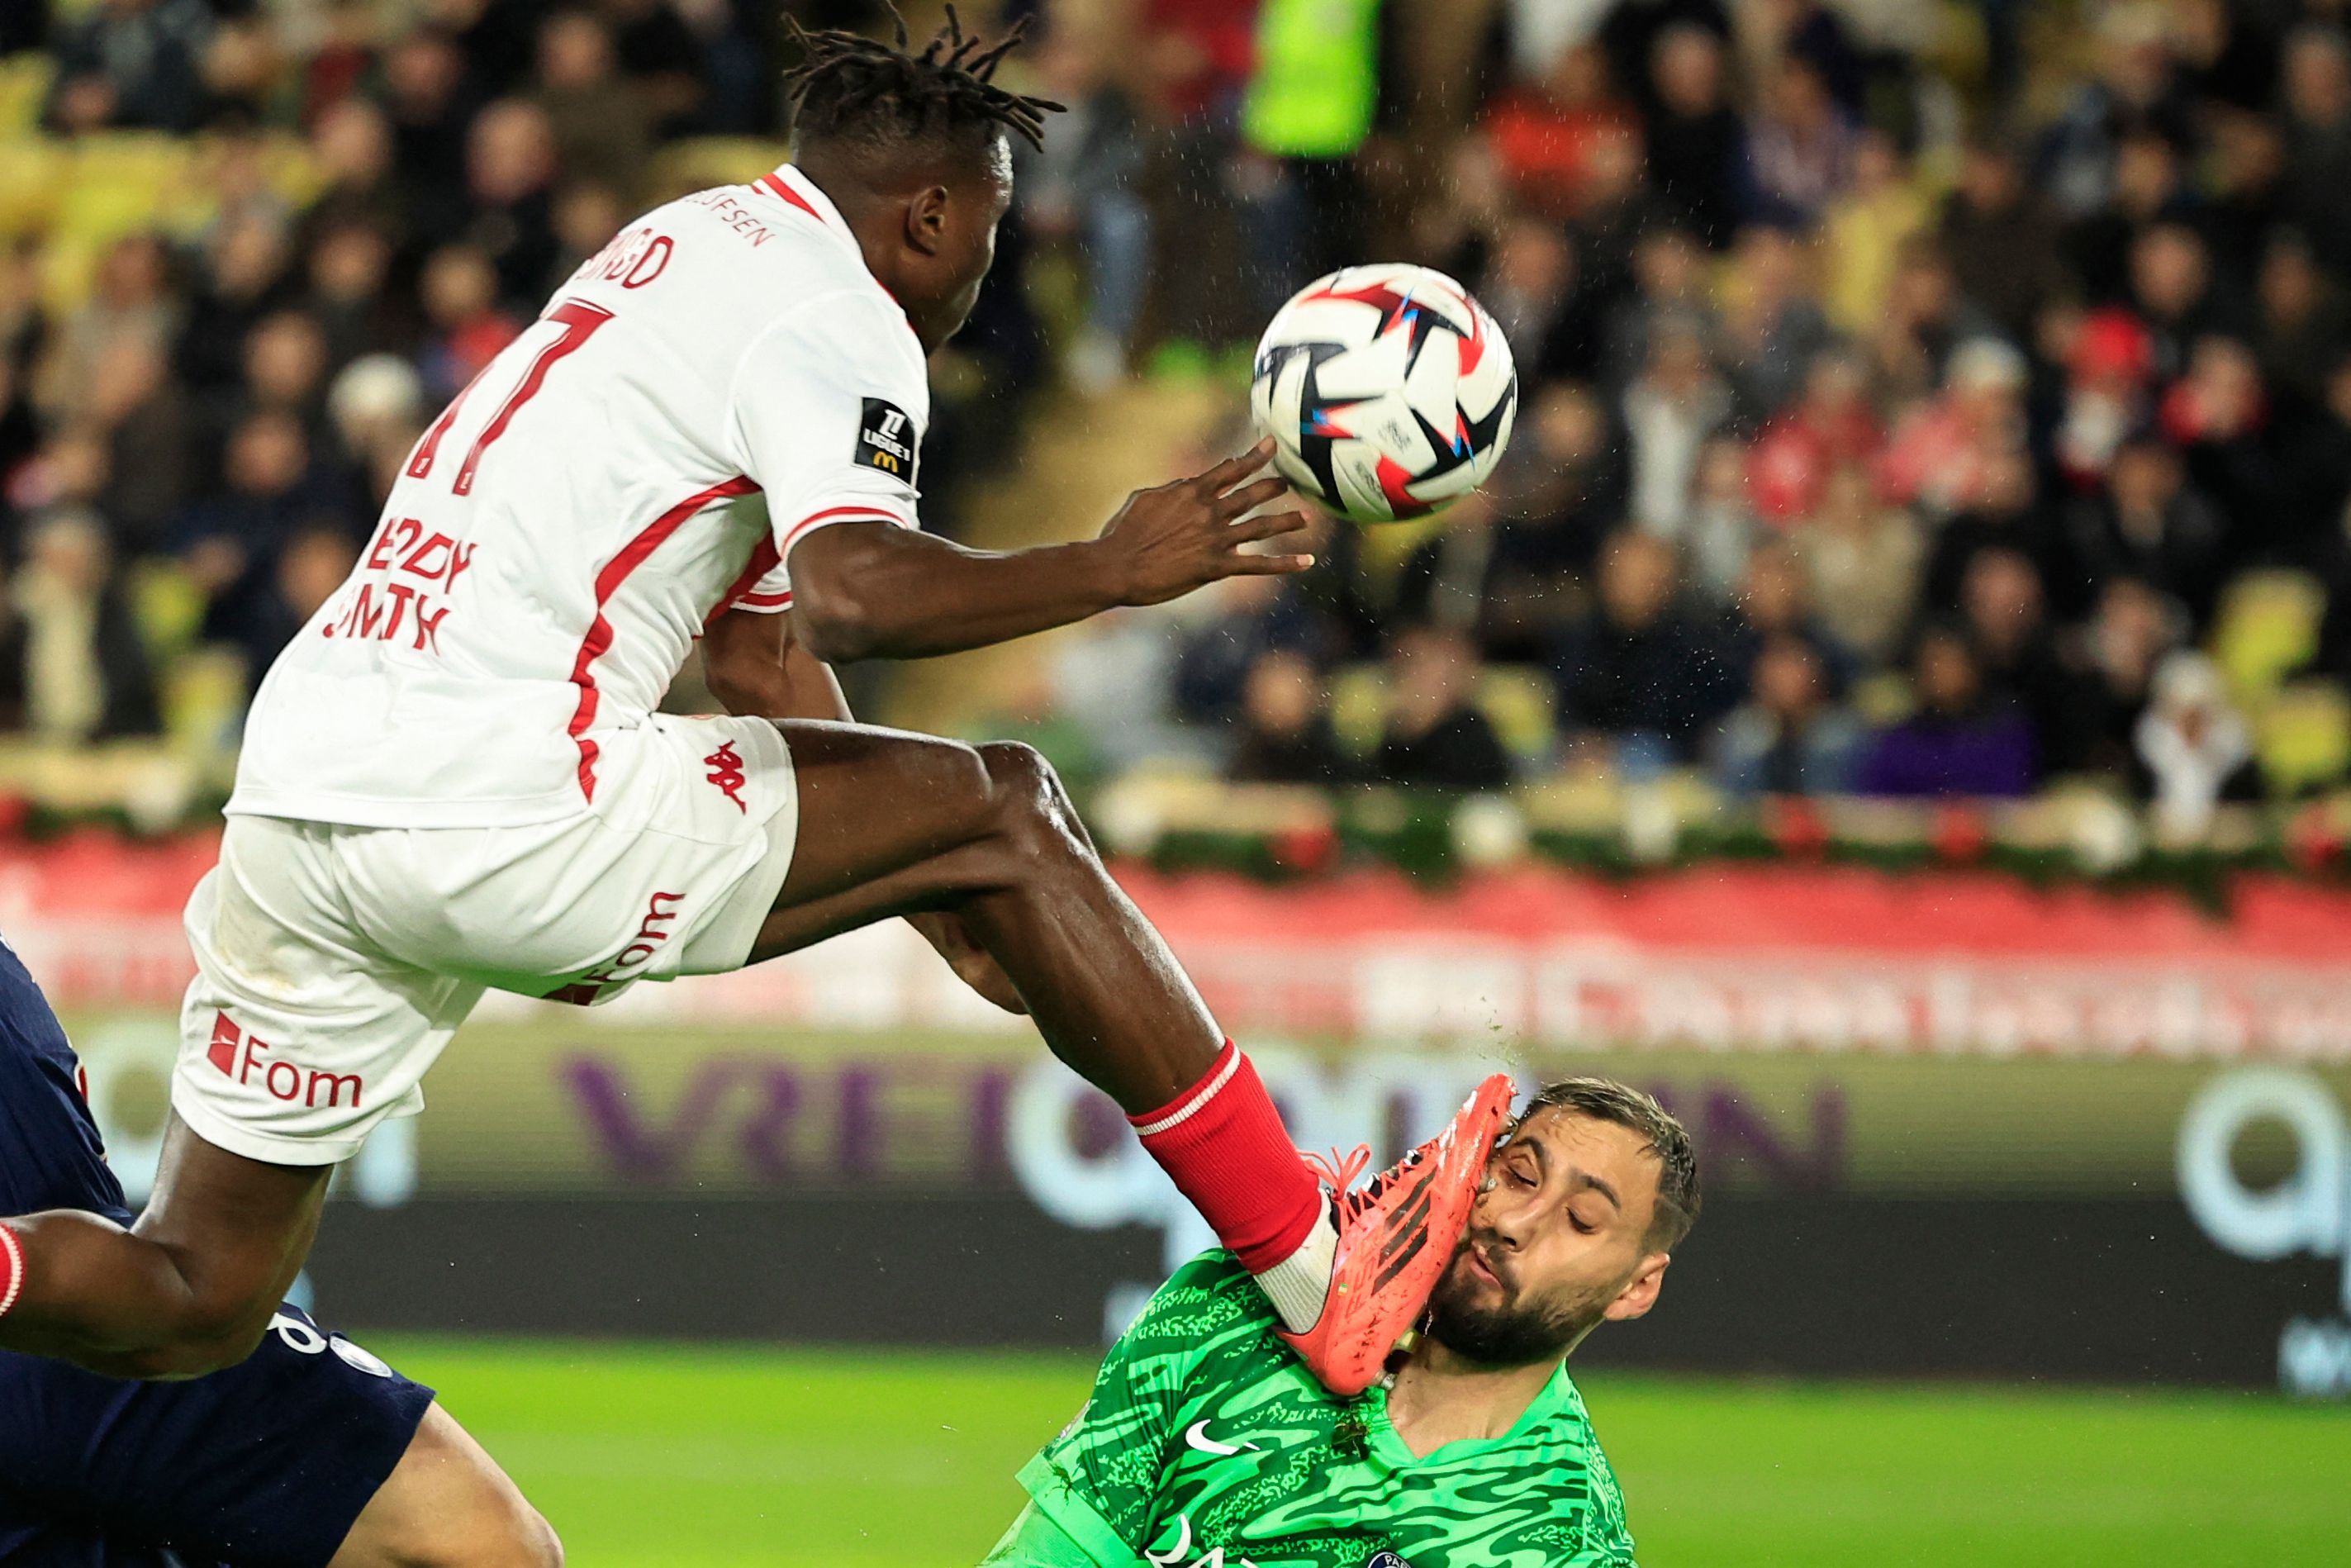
xmin=11 ymin=832 xmax=2351 ymax=1059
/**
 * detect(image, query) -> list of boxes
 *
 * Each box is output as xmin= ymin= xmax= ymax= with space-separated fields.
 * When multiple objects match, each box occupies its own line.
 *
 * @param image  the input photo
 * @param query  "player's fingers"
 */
xmin=1194 ymin=437 xmax=1276 ymax=492
xmin=1231 ymin=507 xmax=1315 ymax=543
xmin=1222 ymin=551 xmax=1317 ymax=577
xmin=1214 ymin=476 xmax=1292 ymax=519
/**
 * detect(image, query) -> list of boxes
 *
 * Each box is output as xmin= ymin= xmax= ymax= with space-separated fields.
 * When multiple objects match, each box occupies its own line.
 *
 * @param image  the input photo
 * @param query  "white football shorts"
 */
xmin=172 ymin=713 xmax=797 ymax=1165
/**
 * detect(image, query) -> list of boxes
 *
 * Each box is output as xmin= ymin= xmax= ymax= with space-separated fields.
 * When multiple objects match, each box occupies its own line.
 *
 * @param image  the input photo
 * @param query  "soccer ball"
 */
xmin=1250 ymin=264 xmax=1518 ymax=525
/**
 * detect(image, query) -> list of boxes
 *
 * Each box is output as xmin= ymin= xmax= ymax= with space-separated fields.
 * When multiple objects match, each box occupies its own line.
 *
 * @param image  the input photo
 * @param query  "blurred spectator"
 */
xmin=2282 ymin=23 xmax=2351 ymax=273
xmin=2034 ymin=2 xmax=2196 ymax=222
xmin=416 ymin=244 xmax=520 ymax=402
xmin=305 ymin=220 xmax=406 ymax=371
xmin=1712 ymin=537 xmax=1856 ymax=710
xmin=1482 ymin=379 xmax=1625 ymax=595
xmin=306 ymin=99 xmax=409 ymax=254
xmin=1717 ymin=222 xmax=1829 ymax=422
xmin=1662 ymin=435 xmax=1759 ymax=609
xmin=463 ymin=99 xmax=562 ymax=308
xmin=1868 ymin=239 xmax=1999 ymax=401
xmin=1229 ymin=650 xmax=1350 ymax=785
xmin=1482 ymin=43 xmax=1638 ymax=222
xmin=177 ymin=216 xmax=295 ymax=402
xmin=1019 ymin=26 xmax=1149 ymax=390
xmin=1747 ymin=344 xmax=1879 ymax=524
xmin=1797 ymin=468 xmax=1916 ymax=658
xmin=2252 ymin=233 xmax=2349 ymax=416
xmin=1639 ymin=22 xmax=1745 ymax=250
xmin=1622 ymin=316 xmax=1730 ymax=534
xmin=221 ymin=525 xmax=361 ymax=690
xmin=1878 ymin=336 xmax=2030 ymax=516
xmin=43 ymin=0 xmax=210 ymax=133
xmin=1959 ymin=548 xmax=2087 ymax=780
xmin=0 ymin=511 xmax=160 ymax=742
xmin=2135 ymin=651 xmax=2259 ymax=836
xmin=598 ymin=0 xmax=706 ymax=135
xmin=1475 ymin=221 xmax=1596 ymax=386
xmin=1368 ymin=627 xmax=1512 ymax=791
xmin=1937 ymin=138 xmax=2068 ymax=344
xmin=86 ymin=336 xmax=198 ymax=555
xmin=2064 ymin=126 xmax=2191 ymax=307
xmin=182 ymin=411 xmax=353 ymax=687
xmin=1600 ymin=226 xmax=1712 ymax=391
xmin=2051 ymin=306 xmax=2154 ymax=490
xmin=382 ymin=27 xmax=476 ymax=244
xmin=1856 ymin=625 xmax=2035 ymax=799
xmin=1711 ymin=633 xmax=1863 ymax=796
xmin=1553 ymin=530 xmax=1712 ymax=773
xmin=534 ymin=11 xmax=653 ymax=198
xmin=1919 ymin=444 xmax=2060 ymax=619
xmin=2128 ymin=223 xmax=2234 ymax=383
xmin=1745 ymin=56 xmax=1854 ymax=225
xmin=1819 ymin=128 xmax=1929 ymax=335
xmin=2073 ymin=576 xmax=2183 ymax=781
xmin=1175 ymin=574 xmax=1327 ymax=724
xmin=2062 ymin=433 xmax=2228 ymax=632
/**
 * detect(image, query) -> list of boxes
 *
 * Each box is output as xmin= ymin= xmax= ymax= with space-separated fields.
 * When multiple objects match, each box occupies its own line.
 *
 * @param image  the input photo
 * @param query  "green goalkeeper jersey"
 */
xmin=987 ymin=1252 xmax=1638 ymax=1568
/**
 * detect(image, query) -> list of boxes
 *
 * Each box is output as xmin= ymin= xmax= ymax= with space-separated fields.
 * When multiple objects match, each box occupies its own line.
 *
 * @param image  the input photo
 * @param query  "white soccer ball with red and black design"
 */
xmin=1250 ymin=264 xmax=1517 ymax=524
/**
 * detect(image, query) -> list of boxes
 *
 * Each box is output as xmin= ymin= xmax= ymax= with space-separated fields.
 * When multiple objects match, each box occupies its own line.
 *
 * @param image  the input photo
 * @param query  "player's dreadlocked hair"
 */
xmin=781 ymin=4 xmax=1065 ymax=156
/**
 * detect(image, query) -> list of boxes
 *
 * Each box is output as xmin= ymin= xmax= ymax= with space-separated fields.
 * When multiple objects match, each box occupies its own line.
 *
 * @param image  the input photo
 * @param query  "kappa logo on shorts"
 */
xmin=854 ymin=397 xmax=919 ymax=484
xmin=704 ymin=740 xmax=749 ymax=813
xmin=206 ymin=1011 xmax=365 ymax=1109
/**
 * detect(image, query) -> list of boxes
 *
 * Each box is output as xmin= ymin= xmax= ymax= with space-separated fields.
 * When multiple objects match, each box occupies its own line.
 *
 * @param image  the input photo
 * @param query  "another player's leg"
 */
xmin=331 ymin=1403 xmax=563 ymax=1568
xmin=750 ymin=721 xmax=1510 ymax=1393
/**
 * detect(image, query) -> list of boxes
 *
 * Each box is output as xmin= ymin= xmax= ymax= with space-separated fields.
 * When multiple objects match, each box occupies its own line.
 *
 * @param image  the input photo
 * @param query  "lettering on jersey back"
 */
xmin=325 ymin=516 xmax=476 ymax=653
xmin=571 ymin=223 xmax=677 ymax=288
xmin=682 ymin=189 xmax=774 ymax=249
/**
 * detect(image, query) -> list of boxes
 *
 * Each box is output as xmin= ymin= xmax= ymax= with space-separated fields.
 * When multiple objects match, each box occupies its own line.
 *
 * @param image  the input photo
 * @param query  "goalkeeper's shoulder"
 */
xmin=1118 ymin=1249 xmax=1276 ymax=1352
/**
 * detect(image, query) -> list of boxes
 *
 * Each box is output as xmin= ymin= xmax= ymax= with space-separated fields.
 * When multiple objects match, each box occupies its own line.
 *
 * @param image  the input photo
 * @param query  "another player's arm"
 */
xmin=786 ymin=441 xmax=1313 ymax=665
xmin=701 ymin=605 xmax=1025 ymax=1012
xmin=1 ymin=1117 xmax=326 ymax=1379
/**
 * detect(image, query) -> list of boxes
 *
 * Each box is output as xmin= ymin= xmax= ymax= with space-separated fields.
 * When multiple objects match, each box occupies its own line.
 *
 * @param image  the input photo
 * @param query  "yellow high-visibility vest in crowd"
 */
xmin=1242 ymin=0 xmax=1381 ymax=159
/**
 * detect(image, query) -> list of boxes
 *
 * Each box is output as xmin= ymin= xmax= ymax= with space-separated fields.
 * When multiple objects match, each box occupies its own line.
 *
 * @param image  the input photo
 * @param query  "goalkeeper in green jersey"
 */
xmin=983 ymin=1078 xmax=1701 ymax=1568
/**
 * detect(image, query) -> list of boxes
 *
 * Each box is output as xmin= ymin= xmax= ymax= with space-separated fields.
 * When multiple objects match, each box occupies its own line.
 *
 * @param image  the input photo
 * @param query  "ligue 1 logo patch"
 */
xmin=856 ymin=397 xmax=918 ymax=483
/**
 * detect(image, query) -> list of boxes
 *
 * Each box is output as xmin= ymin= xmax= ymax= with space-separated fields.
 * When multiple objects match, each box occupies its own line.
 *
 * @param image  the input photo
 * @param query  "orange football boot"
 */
xmin=1280 ymin=1072 xmax=1515 ymax=1395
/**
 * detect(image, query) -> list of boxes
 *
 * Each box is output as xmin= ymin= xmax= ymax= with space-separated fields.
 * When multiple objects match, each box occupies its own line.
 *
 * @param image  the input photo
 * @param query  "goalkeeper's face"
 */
xmin=1425 ymin=1109 xmax=1673 ymax=1368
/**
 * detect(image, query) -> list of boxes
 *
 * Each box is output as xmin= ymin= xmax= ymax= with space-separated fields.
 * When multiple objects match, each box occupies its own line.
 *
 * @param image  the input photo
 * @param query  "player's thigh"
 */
xmin=753 ymin=721 xmax=1057 ymax=956
xmin=330 ymin=1403 xmax=560 ymax=1568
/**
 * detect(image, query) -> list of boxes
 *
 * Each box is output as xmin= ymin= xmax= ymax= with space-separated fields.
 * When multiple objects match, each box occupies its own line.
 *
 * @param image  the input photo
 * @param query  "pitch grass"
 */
xmin=373 ymin=1338 xmax=2351 ymax=1567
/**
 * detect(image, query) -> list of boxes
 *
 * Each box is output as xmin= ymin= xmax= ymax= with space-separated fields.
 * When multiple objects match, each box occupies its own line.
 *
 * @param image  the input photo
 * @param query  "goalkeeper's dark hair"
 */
xmin=782 ymin=4 xmax=1064 ymax=157
xmin=1515 ymin=1078 xmax=1701 ymax=1252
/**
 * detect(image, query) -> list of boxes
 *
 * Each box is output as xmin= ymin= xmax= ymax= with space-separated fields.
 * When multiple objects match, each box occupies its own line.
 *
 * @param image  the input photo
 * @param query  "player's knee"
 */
xmin=976 ymin=741 xmax=1085 ymax=854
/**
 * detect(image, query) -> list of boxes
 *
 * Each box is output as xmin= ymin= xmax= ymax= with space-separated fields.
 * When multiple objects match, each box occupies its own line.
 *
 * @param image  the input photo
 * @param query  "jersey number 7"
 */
xmin=406 ymin=299 xmax=616 ymax=494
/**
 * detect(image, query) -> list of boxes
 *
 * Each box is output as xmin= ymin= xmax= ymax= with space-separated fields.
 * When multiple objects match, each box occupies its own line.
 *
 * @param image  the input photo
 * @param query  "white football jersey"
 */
xmin=230 ymin=165 xmax=927 ymax=829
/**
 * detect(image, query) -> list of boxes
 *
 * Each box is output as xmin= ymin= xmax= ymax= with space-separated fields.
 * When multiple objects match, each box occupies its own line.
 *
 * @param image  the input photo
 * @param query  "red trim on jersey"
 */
xmin=569 ymin=476 xmax=762 ymax=799
xmin=758 ymin=172 xmax=824 ymax=224
xmin=705 ymin=538 xmax=781 ymax=627
xmin=736 ymin=590 xmax=793 ymax=607
xmin=778 ymin=505 xmax=910 ymax=556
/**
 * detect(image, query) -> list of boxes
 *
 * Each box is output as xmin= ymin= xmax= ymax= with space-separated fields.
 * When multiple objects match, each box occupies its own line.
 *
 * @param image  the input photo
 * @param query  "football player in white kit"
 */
xmin=0 ymin=12 xmax=1513 ymax=1521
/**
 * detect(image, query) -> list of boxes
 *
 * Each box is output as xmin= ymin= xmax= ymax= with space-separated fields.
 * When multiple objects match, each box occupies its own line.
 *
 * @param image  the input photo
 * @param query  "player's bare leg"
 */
xmin=330 ymin=1402 xmax=563 ymax=1568
xmin=749 ymin=721 xmax=1509 ymax=1393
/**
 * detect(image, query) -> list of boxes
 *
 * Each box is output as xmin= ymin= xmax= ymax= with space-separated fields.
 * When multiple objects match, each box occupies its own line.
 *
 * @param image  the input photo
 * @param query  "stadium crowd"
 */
xmin=3 ymin=0 xmax=2351 ymax=834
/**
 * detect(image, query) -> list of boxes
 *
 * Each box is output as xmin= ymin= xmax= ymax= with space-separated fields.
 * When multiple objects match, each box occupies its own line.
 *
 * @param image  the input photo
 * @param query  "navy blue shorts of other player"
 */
xmin=0 ymin=935 xmax=435 ymax=1567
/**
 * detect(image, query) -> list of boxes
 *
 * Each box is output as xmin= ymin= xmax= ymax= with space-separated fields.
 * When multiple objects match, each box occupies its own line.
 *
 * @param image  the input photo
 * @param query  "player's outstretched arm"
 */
xmin=788 ymin=440 xmax=1313 ymax=664
xmin=0 ymin=1114 xmax=328 ymax=1379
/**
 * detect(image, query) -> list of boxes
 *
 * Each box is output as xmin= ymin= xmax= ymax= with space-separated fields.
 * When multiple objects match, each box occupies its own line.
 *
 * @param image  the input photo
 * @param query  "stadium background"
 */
xmin=4 ymin=0 xmax=2351 ymax=1561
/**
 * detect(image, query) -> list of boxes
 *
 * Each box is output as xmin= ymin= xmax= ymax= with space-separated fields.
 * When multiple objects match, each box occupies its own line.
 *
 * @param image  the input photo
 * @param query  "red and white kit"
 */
xmin=178 ymin=166 xmax=923 ymax=1165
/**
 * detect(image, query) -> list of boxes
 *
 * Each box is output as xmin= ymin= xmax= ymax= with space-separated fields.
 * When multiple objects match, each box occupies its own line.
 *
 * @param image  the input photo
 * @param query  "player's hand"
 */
xmin=905 ymin=910 xmax=1028 ymax=1014
xmin=1093 ymin=439 xmax=1317 ymax=607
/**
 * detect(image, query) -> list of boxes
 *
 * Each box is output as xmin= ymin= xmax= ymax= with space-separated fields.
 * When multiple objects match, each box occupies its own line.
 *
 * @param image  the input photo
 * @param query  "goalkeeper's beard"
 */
xmin=1423 ymin=1234 xmax=1616 ymax=1368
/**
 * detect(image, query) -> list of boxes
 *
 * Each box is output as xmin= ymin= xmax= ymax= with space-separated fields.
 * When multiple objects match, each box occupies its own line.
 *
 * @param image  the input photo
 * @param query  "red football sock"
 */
xmin=1128 ymin=1042 xmax=1323 ymax=1274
